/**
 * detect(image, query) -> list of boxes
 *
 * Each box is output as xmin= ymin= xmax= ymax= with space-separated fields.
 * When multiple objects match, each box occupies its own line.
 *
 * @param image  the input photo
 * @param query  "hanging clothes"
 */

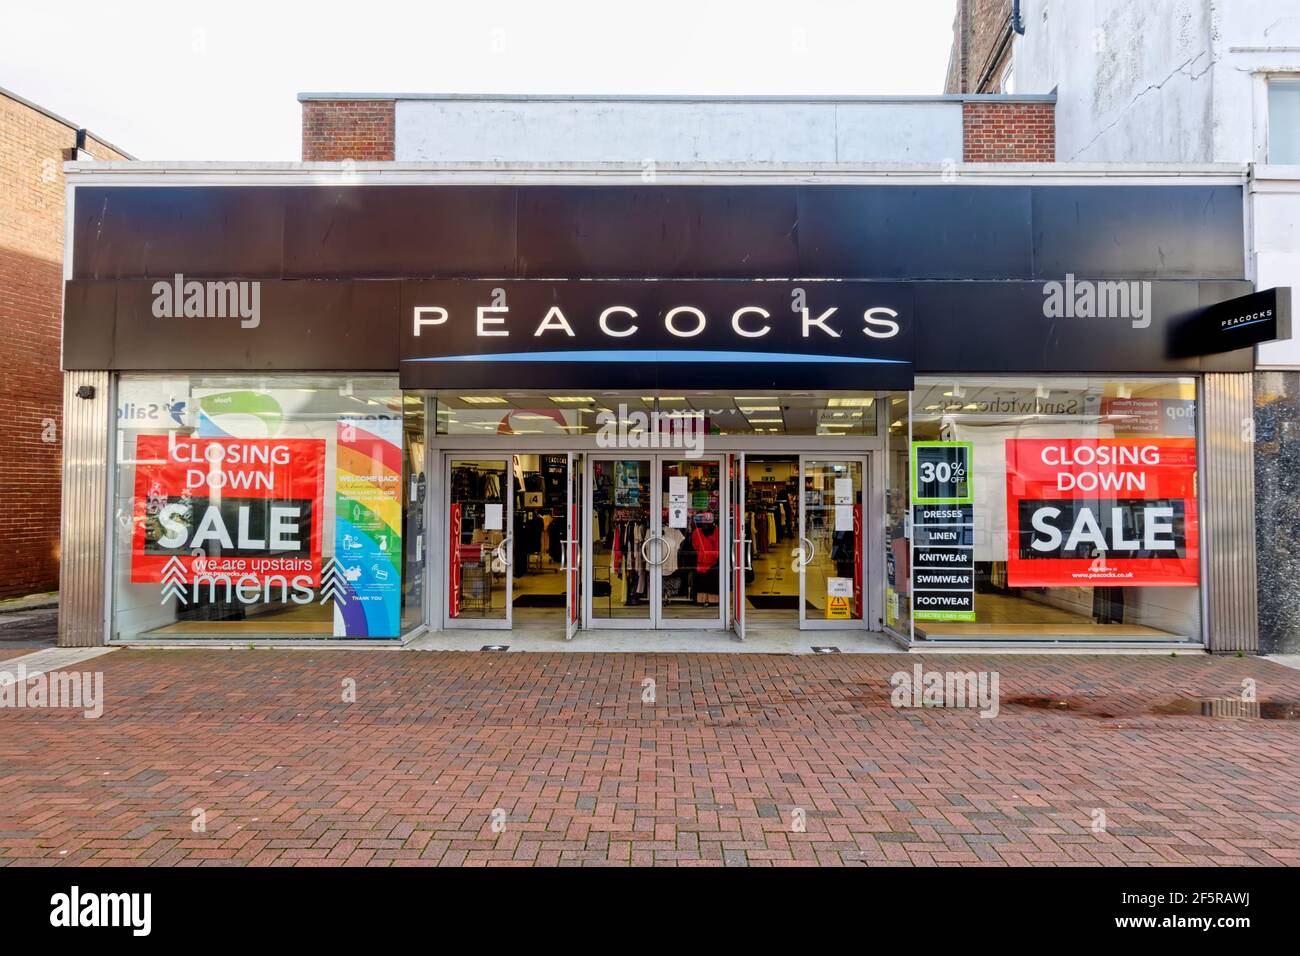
xmin=692 ymin=525 xmax=720 ymax=574
xmin=661 ymin=527 xmax=685 ymax=576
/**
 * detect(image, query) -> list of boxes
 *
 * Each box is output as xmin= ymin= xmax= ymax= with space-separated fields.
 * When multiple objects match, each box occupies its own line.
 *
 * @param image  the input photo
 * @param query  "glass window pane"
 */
xmin=446 ymin=458 xmax=509 ymax=622
xmin=803 ymin=460 xmax=864 ymax=620
xmin=660 ymin=458 xmax=723 ymax=621
xmin=590 ymin=459 xmax=652 ymax=620
xmin=112 ymin=374 xmax=419 ymax=640
xmin=1269 ymin=78 xmax=1300 ymax=164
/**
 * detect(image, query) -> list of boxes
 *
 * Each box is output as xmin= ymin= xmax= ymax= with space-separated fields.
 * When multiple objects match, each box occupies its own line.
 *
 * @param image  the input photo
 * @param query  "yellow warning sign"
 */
xmin=826 ymin=595 xmax=851 ymax=619
xmin=826 ymin=576 xmax=853 ymax=619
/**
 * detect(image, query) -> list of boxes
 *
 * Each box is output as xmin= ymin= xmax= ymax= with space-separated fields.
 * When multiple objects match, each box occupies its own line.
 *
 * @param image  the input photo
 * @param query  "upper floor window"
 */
xmin=1268 ymin=78 xmax=1300 ymax=164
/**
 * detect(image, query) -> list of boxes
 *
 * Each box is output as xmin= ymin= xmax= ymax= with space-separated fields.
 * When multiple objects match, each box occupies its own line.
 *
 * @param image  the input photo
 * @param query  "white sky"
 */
xmin=1 ymin=0 xmax=957 ymax=161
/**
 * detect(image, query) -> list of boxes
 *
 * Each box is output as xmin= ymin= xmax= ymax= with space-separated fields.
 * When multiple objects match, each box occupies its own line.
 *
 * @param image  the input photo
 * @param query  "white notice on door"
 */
xmin=834 ymin=477 xmax=852 ymax=505
xmin=484 ymin=503 xmax=504 ymax=531
xmin=668 ymin=475 xmax=688 ymax=528
xmin=835 ymin=504 xmax=854 ymax=532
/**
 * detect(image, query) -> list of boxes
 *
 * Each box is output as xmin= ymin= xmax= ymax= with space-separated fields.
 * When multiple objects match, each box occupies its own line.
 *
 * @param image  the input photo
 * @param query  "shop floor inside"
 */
xmin=914 ymin=590 xmax=1181 ymax=641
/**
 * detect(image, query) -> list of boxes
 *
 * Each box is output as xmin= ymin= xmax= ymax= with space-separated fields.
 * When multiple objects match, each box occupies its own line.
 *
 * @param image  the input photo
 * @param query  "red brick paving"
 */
xmin=0 ymin=650 xmax=1297 ymax=867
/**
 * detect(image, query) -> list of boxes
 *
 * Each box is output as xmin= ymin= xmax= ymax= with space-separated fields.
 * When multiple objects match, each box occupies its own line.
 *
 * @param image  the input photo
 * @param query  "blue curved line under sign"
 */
xmin=404 ymin=350 xmax=908 ymax=365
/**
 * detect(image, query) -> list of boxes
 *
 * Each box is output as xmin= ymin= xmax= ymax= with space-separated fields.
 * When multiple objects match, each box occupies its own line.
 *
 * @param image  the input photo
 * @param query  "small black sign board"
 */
xmin=913 ymin=545 xmax=974 ymax=569
xmin=910 ymin=442 xmax=973 ymax=504
xmin=912 ymin=590 xmax=975 ymax=615
xmin=1174 ymin=286 xmax=1292 ymax=357
xmin=913 ymin=524 xmax=975 ymax=548
xmin=913 ymin=504 xmax=974 ymax=525
xmin=909 ymin=442 xmax=976 ymax=622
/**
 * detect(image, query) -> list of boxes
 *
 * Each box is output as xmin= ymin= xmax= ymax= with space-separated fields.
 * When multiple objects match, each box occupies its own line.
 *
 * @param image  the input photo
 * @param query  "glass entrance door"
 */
xmin=587 ymin=457 xmax=654 ymax=627
xmin=659 ymin=456 xmax=725 ymax=629
xmin=585 ymin=454 xmax=727 ymax=630
xmin=445 ymin=457 xmax=512 ymax=629
xmin=799 ymin=456 xmax=868 ymax=630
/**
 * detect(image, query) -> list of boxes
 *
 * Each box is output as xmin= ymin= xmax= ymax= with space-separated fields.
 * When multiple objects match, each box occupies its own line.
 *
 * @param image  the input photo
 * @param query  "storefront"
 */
xmin=59 ymin=166 xmax=1286 ymax=650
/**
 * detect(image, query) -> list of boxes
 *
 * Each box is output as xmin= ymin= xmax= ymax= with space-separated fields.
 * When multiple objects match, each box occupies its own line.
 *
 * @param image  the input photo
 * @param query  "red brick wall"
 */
xmin=962 ymin=100 xmax=1055 ymax=162
xmin=0 ymin=93 xmax=127 ymax=599
xmin=301 ymin=100 xmax=395 ymax=161
xmin=945 ymin=0 xmax=1014 ymax=93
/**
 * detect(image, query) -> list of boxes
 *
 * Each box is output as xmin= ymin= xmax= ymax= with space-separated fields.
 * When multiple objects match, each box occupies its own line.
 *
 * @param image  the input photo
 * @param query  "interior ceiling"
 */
xmin=434 ymin=390 xmax=879 ymax=434
xmin=912 ymin=379 xmax=1195 ymax=425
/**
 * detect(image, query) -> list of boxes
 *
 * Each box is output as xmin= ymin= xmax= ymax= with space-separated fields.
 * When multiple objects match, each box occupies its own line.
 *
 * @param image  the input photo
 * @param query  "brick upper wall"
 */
xmin=946 ymin=0 xmax=1015 ymax=94
xmin=962 ymin=100 xmax=1055 ymax=162
xmin=301 ymin=96 xmax=1054 ymax=164
xmin=302 ymin=99 xmax=395 ymax=161
xmin=0 ymin=92 xmax=128 ymax=599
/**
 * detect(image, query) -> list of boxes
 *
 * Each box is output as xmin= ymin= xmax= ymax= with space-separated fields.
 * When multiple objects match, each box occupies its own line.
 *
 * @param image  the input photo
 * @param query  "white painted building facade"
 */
xmin=1008 ymin=0 xmax=1300 ymax=367
xmin=391 ymin=94 xmax=969 ymax=165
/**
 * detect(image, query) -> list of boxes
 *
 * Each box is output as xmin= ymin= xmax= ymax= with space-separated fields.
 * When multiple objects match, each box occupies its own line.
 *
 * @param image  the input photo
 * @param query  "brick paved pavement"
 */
xmin=0 ymin=650 xmax=1297 ymax=866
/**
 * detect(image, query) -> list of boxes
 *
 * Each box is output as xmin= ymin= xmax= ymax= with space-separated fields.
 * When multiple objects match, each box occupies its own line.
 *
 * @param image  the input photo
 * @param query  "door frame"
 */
xmin=657 ymin=453 xmax=728 ymax=631
xmin=564 ymin=452 xmax=583 ymax=640
xmin=798 ymin=453 xmax=872 ymax=631
xmin=730 ymin=452 xmax=747 ymax=641
xmin=441 ymin=454 xmax=514 ymax=630
xmin=583 ymin=454 xmax=656 ymax=630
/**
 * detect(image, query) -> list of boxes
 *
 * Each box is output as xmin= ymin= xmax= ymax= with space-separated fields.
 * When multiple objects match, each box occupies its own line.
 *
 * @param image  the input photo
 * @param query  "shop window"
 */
xmin=899 ymin=377 xmax=1201 ymax=642
xmin=111 ymin=374 xmax=424 ymax=640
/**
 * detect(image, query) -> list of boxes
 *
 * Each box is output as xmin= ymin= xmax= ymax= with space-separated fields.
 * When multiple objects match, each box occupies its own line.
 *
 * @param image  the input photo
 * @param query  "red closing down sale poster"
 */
xmin=131 ymin=434 xmax=326 ymax=584
xmin=1004 ymin=438 xmax=1198 ymax=588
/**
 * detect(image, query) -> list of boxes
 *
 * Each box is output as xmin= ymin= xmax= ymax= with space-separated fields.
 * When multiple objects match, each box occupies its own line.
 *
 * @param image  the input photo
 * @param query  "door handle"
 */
xmin=492 ymin=534 xmax=513 ymax=568
xmin=560 ymin=537 xmax=578 ymax=571
xmin=792 ymin=536 xmax=815 ymax=570
xmin=642 ymin=534 xmax=669 ymax=567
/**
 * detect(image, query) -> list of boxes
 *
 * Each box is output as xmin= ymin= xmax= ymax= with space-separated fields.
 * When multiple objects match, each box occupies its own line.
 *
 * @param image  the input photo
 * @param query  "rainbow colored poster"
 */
xmin=332 ymin=416 xmax=403 ymax=637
